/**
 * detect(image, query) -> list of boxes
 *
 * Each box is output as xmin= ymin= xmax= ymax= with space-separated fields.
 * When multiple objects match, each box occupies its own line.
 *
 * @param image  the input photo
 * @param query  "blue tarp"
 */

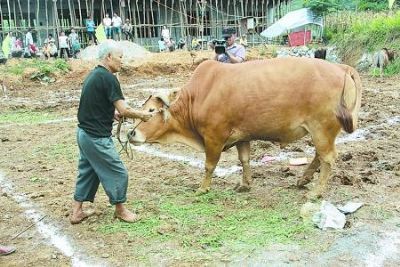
xmin=260 ymin=8 xmax=323 ymax=38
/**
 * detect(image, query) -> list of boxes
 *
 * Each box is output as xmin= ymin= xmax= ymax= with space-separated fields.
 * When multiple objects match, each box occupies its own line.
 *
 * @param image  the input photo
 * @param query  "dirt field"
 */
xmin=0 ymin=49 xmax=399 ymax=266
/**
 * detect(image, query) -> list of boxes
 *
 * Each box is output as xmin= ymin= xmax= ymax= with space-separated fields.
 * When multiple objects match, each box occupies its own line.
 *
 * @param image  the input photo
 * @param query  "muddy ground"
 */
xmin=0 ymin=50 xmax=399 ymax=266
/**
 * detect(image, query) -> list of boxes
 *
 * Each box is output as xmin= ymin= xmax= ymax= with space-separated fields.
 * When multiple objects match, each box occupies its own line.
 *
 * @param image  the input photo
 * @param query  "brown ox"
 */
xmin=129 ymin=58 xmax=362 ymax=198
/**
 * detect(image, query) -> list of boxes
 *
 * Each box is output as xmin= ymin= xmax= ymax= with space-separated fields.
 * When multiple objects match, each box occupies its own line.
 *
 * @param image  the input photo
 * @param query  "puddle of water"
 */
xmin=0 ymin=172 xmax=105 ymax=267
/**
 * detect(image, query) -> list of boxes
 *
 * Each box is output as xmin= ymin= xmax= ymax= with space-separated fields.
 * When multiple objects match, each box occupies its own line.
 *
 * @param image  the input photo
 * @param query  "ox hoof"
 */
xmin=195 ymin=188 xmax=210 ymax=196
xmin=297 ymin=177 xmax=312 ymax=187
xmin=234 ymin=183 xmax=251 ymax=193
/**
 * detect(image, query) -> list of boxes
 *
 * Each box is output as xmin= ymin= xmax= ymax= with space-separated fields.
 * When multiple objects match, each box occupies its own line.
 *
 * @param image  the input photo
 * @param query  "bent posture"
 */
xmin=129 ymin=58 xmax=362 ymax=198
xmin=70 ymin=40 xmax=153 ymax=224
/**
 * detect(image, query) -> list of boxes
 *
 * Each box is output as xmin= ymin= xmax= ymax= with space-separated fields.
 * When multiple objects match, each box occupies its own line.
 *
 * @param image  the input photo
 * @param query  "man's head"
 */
xmin=222 ymin=27 xmax=236 ymax=45
xmin=98 ymin=40 xmax=123 ymax=73
xmin=105 ymin=13 xmax=109 ymax=17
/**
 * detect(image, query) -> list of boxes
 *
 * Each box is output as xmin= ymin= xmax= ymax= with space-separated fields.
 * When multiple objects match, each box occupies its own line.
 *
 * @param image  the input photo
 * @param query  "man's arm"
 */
xmin=114 ymin=99 xmax=153 ymax=121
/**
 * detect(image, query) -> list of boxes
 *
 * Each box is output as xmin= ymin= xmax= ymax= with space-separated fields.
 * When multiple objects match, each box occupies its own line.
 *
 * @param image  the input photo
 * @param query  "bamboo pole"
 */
xmin=45 ymin=0 xmax=49 ymax=37
xmin=110 ymin=0 xmax=113 ymax=15
xmin=13 ymin=0 xmax=17 ymax=31
xmin=171 ymin=0 xmax=175 ymax=36
xmin=28 ymin=0 xmax=31 ymax=27
xmin=36 ymin=0 xmax=40 ymax=31
xmin=132 ymin=0 xmax=138 ymax=40
xmin=127 ymin=0 xmax=132 ymax=22
xmin=164 ymin=0 xmax=167 ymax=28
xmin=150 ymin=0 xmax=155 ymax=37
xmin=85 ymin=0 xmax=89 ymax=16
xmin=60 ymin=0 xmax=64 ymax=28
xmin=77 ymin=0 xmax=83 ymax=27
xmin=91 ymin=0 xmax=94 ymax=19
xmin=6 ymin=0 xmax=11 ymax=30
xmin=135 ymin=0 xmax=140 ymax=42
xmin=0 ymin=2 xmax=3 ymax=31
xmin=68 ymin=0 xmax=74 ymax=27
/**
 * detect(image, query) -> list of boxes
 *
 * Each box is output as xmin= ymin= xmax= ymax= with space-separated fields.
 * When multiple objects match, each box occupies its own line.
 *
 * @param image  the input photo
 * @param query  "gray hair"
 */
xmin=97 ymin=40 xmax=123 ymax=60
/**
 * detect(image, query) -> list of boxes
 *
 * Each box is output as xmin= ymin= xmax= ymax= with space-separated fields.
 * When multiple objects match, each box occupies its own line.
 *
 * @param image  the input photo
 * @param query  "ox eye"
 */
xmin=149 ymin=108 xmax=155 ymax=112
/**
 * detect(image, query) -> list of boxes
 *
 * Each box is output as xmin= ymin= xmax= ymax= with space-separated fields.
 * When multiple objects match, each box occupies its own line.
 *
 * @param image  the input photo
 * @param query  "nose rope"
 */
xmin=116 ymin=117 xmax=139 ymax=160
xmin=116 ymin=107 xmax=165 ymax=159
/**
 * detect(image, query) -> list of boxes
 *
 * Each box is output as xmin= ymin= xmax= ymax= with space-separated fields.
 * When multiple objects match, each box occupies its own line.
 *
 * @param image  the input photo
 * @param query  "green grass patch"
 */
xmin=98 ymin=189 xmax=314 ymax=261
xmin=0 ymin=110 xmax=59 ymax=124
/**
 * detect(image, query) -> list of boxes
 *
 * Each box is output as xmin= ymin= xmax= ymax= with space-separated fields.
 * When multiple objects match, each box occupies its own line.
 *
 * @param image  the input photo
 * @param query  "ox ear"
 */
xmin=154 ymin=89 xmax=180 ymax=108
xmin=154 ymin=93 xmax=171 ymax=108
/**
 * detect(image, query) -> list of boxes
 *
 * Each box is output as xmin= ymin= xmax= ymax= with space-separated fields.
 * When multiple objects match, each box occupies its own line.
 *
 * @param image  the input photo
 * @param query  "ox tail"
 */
xmin=336 ymin=66 xmax=362 ymax=133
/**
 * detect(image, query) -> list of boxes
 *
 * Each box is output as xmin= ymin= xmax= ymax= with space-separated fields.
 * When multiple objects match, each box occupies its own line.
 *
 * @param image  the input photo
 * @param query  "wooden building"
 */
xmin=0 ymin=0 xmax=304 ymax=51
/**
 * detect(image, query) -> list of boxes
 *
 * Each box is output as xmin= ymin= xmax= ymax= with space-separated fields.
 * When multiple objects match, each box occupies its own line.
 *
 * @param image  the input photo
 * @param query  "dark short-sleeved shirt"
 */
xmin=78 ymin=65 xmax=124 ymax=137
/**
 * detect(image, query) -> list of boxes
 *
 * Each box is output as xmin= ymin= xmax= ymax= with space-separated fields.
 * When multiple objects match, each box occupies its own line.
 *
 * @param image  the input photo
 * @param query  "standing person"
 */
xmin=111 ymin=13 xmax=122 ymax=41
xmin=58 ymin=31 xmax=69 ymax=59
xmin=103 ymin=13 xmax=112 ymax=39
xmin=85 ymin=16 xmax=97 ymax=45
xmin=122 ymin=19 xmax=133 ymax=41
xmin=70 ymin=40 xmax=154 ymax=224
xmin=69 ymin=28 xmax=81 ymax=58
xmin=161 ymin=25 xmax=170 ymax=43
xmin=214 ymin=27 xmax=245 ymax=64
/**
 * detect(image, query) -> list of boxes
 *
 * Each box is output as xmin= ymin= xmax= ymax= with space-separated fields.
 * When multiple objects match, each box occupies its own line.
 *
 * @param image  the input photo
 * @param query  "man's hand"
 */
xmin=137 ymin=111 xmax=154 ymax=122
xmin=114 ymin=110 xmax=122 ymax=121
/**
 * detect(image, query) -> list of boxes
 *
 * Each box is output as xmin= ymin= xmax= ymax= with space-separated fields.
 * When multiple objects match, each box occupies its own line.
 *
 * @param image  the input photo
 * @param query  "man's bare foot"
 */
xmin=69 ymin=211 xmax=93 ymax=224
xmin=114 ymin=204 xmax=140 ymax=223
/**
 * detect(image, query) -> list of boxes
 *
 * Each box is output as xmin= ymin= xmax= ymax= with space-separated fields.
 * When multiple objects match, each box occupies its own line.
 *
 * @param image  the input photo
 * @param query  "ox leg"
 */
xmin=234 ymin=141 xmax=252 ymax=192
xmin=297 ymin=153 xmax=320 ymax=187
xmin=307 ymin=130 xmax=339 ymax=199
xmin=196 ymin=142 xmax=223 ymax=195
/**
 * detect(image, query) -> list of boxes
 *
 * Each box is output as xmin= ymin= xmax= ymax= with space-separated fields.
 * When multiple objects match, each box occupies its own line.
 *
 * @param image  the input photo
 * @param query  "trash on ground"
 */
xmin=260 ymin=155 xmax=275 ymax=164
xmin=337 ymin=202 xmax=364 ymax=214
xmin=289 ymin=157 xmax=308 ymax=166
xmin=312 ymin=201 xmax=346 ymax=230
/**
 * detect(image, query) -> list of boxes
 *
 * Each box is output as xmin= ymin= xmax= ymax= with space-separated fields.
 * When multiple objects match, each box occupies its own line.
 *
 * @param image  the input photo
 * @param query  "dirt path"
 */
xmin=0 ymin=57 xmax=399 ymax=266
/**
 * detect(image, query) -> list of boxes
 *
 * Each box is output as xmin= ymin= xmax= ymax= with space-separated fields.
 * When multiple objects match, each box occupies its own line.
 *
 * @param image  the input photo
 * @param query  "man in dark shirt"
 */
xmin=70 ymin=40 xmax=153 ymax=224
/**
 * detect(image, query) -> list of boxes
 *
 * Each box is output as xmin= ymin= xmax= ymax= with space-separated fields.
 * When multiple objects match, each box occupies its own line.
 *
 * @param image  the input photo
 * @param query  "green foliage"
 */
xmin=357 ymin=0 xmax=388 ymax=11
xmin=332 ymin=11 xmax=400 ymax=50
xmin=0 ymin=58 xmax=71 ymax=83
xmin=303 ymin=0 xmax=356 ymax=15
xmin=0 ymin=110 xmax=58 ymax=124
xmin=99 ymin=189 xmax=315 ymax=261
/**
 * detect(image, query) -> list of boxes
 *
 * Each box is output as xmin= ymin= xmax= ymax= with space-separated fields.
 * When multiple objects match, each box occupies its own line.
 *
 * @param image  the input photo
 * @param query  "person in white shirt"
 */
xmin=161 ymin=25 xmax=170 ymax=43
xmin=112 ymin=13 xmax=122 ymax=41
xmin=43 ymin=34 xmax=58 ymax=59
xmin=58 ymin=31 xmax=69 ymax=59
xmin=103 ymin=13 xmax=112 ymax=39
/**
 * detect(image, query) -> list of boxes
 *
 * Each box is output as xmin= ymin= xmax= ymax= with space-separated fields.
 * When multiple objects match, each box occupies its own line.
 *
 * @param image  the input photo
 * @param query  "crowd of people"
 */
xmin=4 ymin=27 xmax=81 ymax=60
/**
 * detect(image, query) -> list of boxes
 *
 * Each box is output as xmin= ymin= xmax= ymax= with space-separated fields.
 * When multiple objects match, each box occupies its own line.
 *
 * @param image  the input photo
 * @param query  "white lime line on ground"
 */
xmin=365 ymin=231 xmax=400 ymax=267
xmin=0 ymin=172 xmax=106 ymax=267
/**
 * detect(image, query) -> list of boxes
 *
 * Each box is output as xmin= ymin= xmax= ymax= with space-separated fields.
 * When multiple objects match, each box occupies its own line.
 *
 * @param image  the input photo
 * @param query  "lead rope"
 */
xmin=116 ymin=117 xmax=143 ymax=160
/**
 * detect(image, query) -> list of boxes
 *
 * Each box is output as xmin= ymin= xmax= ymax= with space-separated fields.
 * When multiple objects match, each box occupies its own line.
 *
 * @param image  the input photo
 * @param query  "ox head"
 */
xmin=128 ymin=90 xmax=179 ymax=145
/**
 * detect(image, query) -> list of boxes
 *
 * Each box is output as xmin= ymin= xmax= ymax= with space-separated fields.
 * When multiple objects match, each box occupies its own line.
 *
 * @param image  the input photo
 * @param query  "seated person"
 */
xmin=177 ymin=38 xmax=185 ymax=49
xmin=11 ymin=38 xmax=23 ymax=58
xmin=158 ymin=37 xmax=166 ymax=52
xmin=191 ymin=37 xmax=200 ymax=50
xmin=167 ymin=38 xmax=176 ymax=52
xmin=43 ymin=39 xmax=58 ymax=59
